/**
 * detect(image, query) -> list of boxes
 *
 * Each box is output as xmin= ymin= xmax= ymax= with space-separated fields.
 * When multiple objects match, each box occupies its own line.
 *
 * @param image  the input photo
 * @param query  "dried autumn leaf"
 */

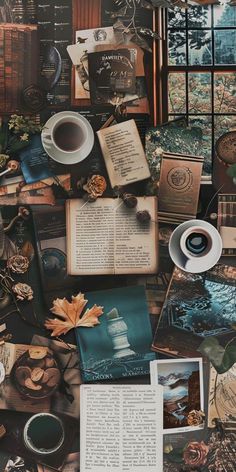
xmin=45 ymin=292 xmax=103 ymax=336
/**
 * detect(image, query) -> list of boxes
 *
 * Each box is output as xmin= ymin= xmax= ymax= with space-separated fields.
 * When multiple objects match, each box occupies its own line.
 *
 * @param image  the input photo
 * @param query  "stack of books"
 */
xmin=0 ymin=23 xmax=38 ymax=112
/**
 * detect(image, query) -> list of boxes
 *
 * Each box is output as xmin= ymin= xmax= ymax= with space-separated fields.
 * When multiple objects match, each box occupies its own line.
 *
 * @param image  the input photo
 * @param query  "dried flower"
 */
xmin=8 ymin=115 xmax=42 ymax=135
xmin=7 ymin=255 xmax=30 ymax=274
xmin=12 ymin=283 xmax=33 ymax=301
xmin=45 ymin=292 xmax=103 ymax=336
xmin=122 ymin=193 xmax=138 ymax=208
xmin=187 ymin=410 xmax=205 ymax=427
xmin=183 ymin=441 xmax=209 ymax=467
xmin=20 ymin=133 xmax=29 ymax=142
xmin=83 ymin=175 xmax=107 ymax=199
xmin=0 ymin=154 xmax=9 ymax=169
xmin=136 ymin=210 xmax=151 ymax=224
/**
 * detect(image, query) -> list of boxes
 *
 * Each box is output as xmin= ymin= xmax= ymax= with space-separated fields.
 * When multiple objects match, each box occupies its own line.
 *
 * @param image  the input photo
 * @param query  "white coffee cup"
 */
xmin=42 ymin=111 xmax=94 ymax=165
xmin=23 ymin=413 xmax=65 ymax=455
xmin=169 ymin=219 xmax=222 ymax=273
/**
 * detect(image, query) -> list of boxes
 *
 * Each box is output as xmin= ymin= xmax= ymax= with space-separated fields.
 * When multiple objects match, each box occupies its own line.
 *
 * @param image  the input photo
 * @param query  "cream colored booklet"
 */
xmin=97 ymin=120 xmax=151 ymax=187
xmin=80 ymin=384 xmax=163 ymax=472
xmin=66 ymin=196 xmax=158 ymax=275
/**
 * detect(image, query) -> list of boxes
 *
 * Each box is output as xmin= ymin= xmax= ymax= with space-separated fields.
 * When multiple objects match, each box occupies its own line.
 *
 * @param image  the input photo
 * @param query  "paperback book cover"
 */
xmin=152 ymin=265 xmax=236 ymax=358
xmin=88 ymin=48 xmax=136 ymax=104
xmin=76 ymin=285 xmax=156 ymax=381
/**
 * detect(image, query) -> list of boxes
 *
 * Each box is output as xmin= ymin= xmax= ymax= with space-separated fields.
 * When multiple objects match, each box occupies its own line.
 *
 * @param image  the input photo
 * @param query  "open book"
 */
xmin=66 ymin=197 xmax=158 ymax=275
xmin=80 ymin=384 xmax=163 ymax=472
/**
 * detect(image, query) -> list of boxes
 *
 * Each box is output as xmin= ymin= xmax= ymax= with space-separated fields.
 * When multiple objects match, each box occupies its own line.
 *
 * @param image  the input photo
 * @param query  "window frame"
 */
xmin=158 ymin=4 xmax=236 ymax=167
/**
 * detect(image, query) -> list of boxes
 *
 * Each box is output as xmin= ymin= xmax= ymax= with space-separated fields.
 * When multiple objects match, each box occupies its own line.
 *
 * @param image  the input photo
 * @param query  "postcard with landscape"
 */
xmin=151 ymin=359 xmax=204 ymax=433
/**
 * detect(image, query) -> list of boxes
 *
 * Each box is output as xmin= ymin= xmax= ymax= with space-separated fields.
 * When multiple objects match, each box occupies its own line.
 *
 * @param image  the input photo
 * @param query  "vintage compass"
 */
xmin=215 ymin=131 xmax=236 ymax=165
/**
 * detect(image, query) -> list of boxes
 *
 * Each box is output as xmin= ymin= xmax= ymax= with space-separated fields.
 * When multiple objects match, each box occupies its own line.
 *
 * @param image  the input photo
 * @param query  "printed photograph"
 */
xmin=152 ymin=358 xmax=204 ymax=433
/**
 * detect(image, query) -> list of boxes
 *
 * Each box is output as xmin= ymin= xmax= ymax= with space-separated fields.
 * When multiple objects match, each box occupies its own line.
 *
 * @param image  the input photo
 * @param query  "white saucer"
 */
xmin=41 ymin=111 xmax=95 ymax=165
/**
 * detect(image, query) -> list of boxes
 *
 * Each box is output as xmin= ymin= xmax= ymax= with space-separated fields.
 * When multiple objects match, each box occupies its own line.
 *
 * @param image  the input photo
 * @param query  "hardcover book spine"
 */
xmin=11 ymin=29 xmax=19 ymax=112
xmin=0 ymin=29 xmax=4 ymax=111
xmin=4 ymin=28 xmax=12 ymax=112
xmin=17 ymin=30 xmax=25 ymax=110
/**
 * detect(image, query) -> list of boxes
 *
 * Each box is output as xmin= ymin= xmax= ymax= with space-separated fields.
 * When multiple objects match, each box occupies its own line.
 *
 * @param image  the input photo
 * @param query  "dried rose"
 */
xmin=7 ymin=255 xmax=30 ymax=274
xmin=83 ymin=175 xmax=107 ymax=199
xmin=187 ymin=410 xmax=205 ymax=427
xmin=12 ymin=282 xmax=33 ymax=301
xmin=45 ymin=292 xmax=103 ymax=336
xmin=183 ymin=441 xmax=209 ymax=467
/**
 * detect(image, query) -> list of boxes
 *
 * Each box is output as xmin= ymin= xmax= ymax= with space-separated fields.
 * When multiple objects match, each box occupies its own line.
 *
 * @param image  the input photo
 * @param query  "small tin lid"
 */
xmin=215 ymin=131 xmax=236 ymax=166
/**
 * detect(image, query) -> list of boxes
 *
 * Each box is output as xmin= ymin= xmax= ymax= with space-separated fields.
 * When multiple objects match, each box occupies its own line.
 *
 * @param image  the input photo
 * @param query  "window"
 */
xmin=163 ymin=3 xmax=236 ymax=177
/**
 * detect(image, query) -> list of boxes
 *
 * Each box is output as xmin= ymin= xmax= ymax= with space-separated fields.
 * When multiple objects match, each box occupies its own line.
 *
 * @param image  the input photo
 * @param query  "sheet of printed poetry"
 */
xmin=80 ymin=384 xmax=163 ymax=472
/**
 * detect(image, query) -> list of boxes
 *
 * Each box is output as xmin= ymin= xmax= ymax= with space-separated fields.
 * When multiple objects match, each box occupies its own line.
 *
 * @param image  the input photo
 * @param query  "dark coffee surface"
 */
xmin=53 ymin=121 xmax=83 ymax=152
xmin=186 ymin=232 xmax=208 ymax=255
xmin=27 ymin=415 xmax=64 ymax=450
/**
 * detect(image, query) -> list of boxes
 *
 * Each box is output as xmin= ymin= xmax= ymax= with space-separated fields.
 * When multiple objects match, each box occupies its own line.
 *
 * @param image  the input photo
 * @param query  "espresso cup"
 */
xmin=23 ymin=413 xmax=65 ymax=455
xmin=42 ymin=111 xmax=94 ymax=164
xmin=169 ymin=219 xmax=222 ymax=273
xmin=180 ymin=226 xmax=213 ymax=259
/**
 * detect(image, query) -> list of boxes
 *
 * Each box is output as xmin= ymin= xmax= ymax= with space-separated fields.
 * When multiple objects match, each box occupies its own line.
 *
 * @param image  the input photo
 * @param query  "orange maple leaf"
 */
xmin=45 ymin=292 xmax=103 ymax=337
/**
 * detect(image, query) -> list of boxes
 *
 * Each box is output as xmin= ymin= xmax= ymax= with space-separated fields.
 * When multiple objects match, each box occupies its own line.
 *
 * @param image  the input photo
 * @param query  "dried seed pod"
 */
xmin=25 ymin=378 xmax=42 ymax=390
xmin=15 ymin=366 xmax=31 ymax=386
xmin=122 ymin=193 xmax=138 ymax=209
xmin=45 ymin=368 xmax=61 ymax=387
xmin=0 ymin=424 xmax=6 ymax=439
xmin=28 ymin=347 xmax=47 ymax=360
xmin=31 ymin=367 xmax=44 ymax=383
xmin=136 ymin=210 xmax=151 ymax=224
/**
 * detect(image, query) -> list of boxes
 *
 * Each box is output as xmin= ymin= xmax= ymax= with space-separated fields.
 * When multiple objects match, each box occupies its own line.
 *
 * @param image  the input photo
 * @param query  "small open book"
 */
xmin=66 ymin=197 xmax=158 ymax=275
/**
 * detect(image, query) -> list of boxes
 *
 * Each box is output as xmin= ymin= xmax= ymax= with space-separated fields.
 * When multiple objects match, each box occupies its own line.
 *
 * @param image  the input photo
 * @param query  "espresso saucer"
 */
xmin=41 ymin=111 xmax=94 ymax=165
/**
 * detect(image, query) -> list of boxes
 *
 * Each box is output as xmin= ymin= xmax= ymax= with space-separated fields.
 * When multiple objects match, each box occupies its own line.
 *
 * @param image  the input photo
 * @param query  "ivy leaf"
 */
xmin=227 ymin=163 xmax=236 ymax=178
xmin=130 ymin=33 xmax=152 ymax=52
xmin=164 ymin=447 xmax=184 ymax=463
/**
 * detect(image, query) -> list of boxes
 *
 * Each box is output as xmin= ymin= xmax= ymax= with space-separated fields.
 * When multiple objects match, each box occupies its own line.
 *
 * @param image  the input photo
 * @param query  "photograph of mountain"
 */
xmin=151 ymin=358 xmax=204 ymax=433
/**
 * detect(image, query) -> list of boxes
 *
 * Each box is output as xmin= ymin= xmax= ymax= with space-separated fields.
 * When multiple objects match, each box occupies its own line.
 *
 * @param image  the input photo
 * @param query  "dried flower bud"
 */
xmin=12 ymin=282 xmax=33 ymax=301
xmin=7 ymin=255 xmax=30 ymax=274
xmin=122 ymin=193 xmax=138 ymax=209
xmin=136 ymin=210 xmax=151 ymax=224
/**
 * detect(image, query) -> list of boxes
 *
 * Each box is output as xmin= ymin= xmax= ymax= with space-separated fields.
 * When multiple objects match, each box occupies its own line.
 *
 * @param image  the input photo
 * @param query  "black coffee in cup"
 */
xmin=186 ymin=232 xmax=209 ymax=255
xmin=53 ymin=121 xmax=84 ymax=152
xmin=24 ymin=413 xmax=64 ymax=454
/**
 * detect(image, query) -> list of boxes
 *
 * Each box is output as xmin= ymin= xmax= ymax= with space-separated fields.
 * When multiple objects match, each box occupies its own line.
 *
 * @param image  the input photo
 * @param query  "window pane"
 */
xmin=168 ymin=73 xmax=186 ymax=113
xmin=168 ymin=31 xmax=186 ymax=65
xmin=168 ymin=7 xmax=186 ymax=28
xmin=215 ymin=30 xmax=236 ymax=65
xmin=214 ymin=4 xmax=236 ymax=27
xmin=214 ymin=73 xmax=236 ymax=113
xmin=188 ymin=73 xmax=211 ymax=113
xmin=188 ymin=5 xmax=211 ymax=28
xmin=188 ymin=30 xmax=212 ymax=65
xmin=214 ymin=116 xmax=236 ymax=143
xmin=189 ymin=116 xmax=212 ymax=176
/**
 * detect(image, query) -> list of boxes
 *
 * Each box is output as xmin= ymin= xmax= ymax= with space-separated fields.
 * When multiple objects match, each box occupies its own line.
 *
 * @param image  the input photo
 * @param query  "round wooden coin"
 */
xmin=215 ymin=131 xmax=236 ymax=165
